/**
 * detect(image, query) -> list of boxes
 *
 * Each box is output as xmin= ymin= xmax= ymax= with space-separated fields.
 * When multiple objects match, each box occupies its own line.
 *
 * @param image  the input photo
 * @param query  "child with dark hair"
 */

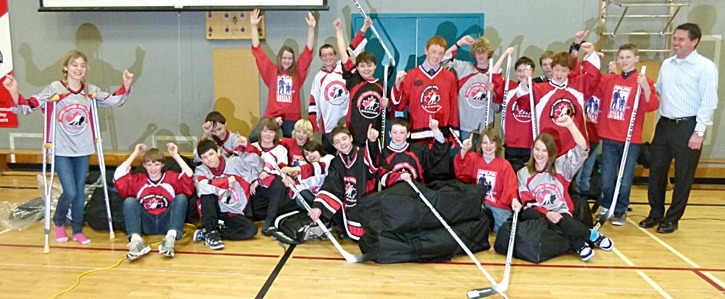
xmin=308 ymin=125 xmax=380 ymax=241
xmin=517 ymin=113 xmax=613 ymax=262
xmin=115 ymin=143 xmax=193 ymax=260
xmin=194 ymin=111 xmax=243 ymax=163
xmin=454 ymin=128 xmax=519 ymax=232
xmin=378 ymin=117 xmax=449 ymax=188
xmin=333 ymin=18 xmax=392 ymax=147
xmin=193 ymin=139 xmax=263 ymax=250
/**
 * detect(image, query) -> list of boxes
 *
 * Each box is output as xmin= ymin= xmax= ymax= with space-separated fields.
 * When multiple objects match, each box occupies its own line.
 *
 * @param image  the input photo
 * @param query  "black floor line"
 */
xmin=256 ymin=244 xmax=296 ymax=299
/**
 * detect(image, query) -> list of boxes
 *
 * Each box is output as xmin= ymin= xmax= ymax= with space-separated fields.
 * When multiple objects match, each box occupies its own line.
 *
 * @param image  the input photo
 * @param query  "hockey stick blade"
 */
xmin=466 ymin=286 xmax=500 ymax=299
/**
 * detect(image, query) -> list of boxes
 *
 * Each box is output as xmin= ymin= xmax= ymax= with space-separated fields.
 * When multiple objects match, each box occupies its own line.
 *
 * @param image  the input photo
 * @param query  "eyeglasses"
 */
xmin=320 ymin=53 xmax=336 ymax=58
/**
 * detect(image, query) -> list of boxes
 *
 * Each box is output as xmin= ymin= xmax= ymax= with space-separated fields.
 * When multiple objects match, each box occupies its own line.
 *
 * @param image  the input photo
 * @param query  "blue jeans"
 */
xmin=249 ymin=118 xmax=296 ymax=143
xmin=600 ymin=138 xmax=640 ymax=216
xmin=485 ymin=203 xmax=512 ymax=233
xmin=575 ymin=141 xmax=599 ymax=194
xmin=460 ymin=130 xmax=478 ymax=149
xmin=123 ymin=194 xmax=188 ymax=240
xmin=53 ymin=155 xmax=90 ymax=235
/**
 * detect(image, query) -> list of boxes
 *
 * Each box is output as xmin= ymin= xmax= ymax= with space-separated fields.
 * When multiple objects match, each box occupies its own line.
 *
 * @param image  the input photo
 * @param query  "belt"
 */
xmin=661 ymin=116 xmax=695 ymax=124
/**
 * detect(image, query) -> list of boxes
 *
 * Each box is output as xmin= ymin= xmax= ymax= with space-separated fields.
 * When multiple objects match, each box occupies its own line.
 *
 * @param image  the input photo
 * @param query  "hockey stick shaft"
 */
xmin=484 ymin=58 xmax=493 ymax=128
xmin=467 ymin=208 xmax=518 ymax=299
xmin=528 ymin=75 xmax=538 ymax=141
xmin=352 ymin=0 xmax=395 ymax=66
xmin=500 ymin=54 xmax=512 ymax=143
xmin=594 ymin=66 xmax=646 ymax=230
xmin=405 ymin=180 xmax=499 ymax=287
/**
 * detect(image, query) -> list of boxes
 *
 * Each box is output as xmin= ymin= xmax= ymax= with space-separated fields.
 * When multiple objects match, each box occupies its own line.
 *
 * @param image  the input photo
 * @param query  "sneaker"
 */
xmin=596 ymin=207 xmax=609 ymax=223
xmin=54 ymin=225 xmax=68 ymax=242
xmin=205 ymin=230 xmax=225 ymax=250
xmin=126 ymin=239 xmax=151 ymax=261
xmin=577 ymin=243 xmax=595 ymax=262
xmin=611 ymin=213 xmax=627 ymax=226
xmin=72 ymin=233 xmax=91 ymax=245
xmin=192 ymin=229 xmax=207 ymax=242
xmin=591 ymin=231 xmax=614 ymax=251
xmin=159 ymin=236 xmax=175 ymax=258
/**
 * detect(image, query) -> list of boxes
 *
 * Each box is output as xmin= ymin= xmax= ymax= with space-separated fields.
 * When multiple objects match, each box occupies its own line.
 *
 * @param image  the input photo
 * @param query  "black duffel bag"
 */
xmin=84 ymin=187 xmax=126 ymax=232
xmin=494 ymin=216 xmax=570 ymax=264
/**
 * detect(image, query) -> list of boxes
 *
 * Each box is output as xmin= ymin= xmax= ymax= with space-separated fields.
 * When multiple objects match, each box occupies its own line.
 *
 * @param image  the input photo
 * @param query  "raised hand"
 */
xmin=250 ymin=9 xmax=263 ymax=26
xmin=367 ymin=123 xmax=379 ymax=142
xmin=580 ymin=42 xmax=595 ymax=55
xmin=458 ymin=35 xmax=475 ymax=46
xmin=503 ymin=47 xmax=515 ymax=57
xmin=461 ymin=135 xmax=473 ymax=153
xmin=275 ymin=116 xmax=283 ymax=126
xmin=306 ymin=11 xmax=316 ymax=28
xmin=361 ymin=17 xmax=372 ymax=32
xmin=122 ymin=69 xmax=134 ymax=90
xmin=395 ymin=71 xmax=406 ymax=87
xmin=202 ymin=121 xmax=213 ymax=138
xmin=608 ymin=61 xmax=617 ymax=74
xmin=554 ymin=107 xmax=574 ymax=127
xmin=333 ymin=18 xmax=342 ymax=31
xmin=574 ymin=30 xmax=589 ymax=44
xmin=134 ymin=143 xmax=147 ymax=154
xmin=428 ymin=115 xmax=439 ymax=132
xmin=167 ymin=143 xmax=179 ymax=156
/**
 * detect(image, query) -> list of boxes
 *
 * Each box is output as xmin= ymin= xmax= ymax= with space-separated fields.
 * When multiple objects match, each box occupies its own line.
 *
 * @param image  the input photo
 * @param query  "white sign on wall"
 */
xmin=40 ymin=0 xmax=327 ymax=11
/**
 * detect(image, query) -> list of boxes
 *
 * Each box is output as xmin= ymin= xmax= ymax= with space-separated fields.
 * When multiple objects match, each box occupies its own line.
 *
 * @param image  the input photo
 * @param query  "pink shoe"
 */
xmin=54 ymin=225 xmax=68 ymax=242
xmin=72 ymin=233 xmax=91 ymax=245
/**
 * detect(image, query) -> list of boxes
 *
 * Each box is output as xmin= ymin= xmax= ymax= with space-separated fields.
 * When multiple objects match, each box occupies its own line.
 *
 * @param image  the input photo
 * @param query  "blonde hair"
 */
xmin=470 ymin=37 xmax=494 ymax=58
xmin=61 ymin=50 xmax=89 ymax=80
xmin=294 ymin=119 xmax=313 ymax=137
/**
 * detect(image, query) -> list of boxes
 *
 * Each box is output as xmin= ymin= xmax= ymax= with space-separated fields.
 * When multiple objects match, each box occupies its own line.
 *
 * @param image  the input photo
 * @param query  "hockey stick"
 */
xmin=267 ymin=159 xmax=371 ymax=263
xmin=483 ymin=58 xmax=494 ymax=128
xmin=89 ymin=94 xmax=116 ymax=239
xmin=404 ymin=180 xmax=504 ymax=298
xmin=351 ymin=0 xmax=395 ymax=66
xmin=594 ymin=66 xmax=647 ymax=231
xmin=527 ymin=69 xmax=538 ymax=141
xmin=42 ymin=94 xmax=60 ymax=253
xmin=381 ymin=64 xmax=388 ymax=148
xmin=467 ymin=207 xmax=519 ymax=298
xmin=500 ymin=54 xmax=512 ymax=143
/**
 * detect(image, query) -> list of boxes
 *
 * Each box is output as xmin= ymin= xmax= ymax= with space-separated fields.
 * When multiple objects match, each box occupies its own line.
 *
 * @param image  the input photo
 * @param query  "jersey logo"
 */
xmin=140 ymin=194 xmax=169 ymax=211
xmin=344 ymin=176 xmax=358 ymax=206
xmin=549 ymin=98 xmax=576 ymax=119
xmin=608 ymin=85 xmax=631 ymax=121
xmin=464 ymin=82 xmax=488 ymax=109
xmin=531 ymin=182 xmax=567 ymax=212
xmin=420 ymin=85 xmax=442 ymax=113
xmin=324 ymin=81 xmax=348 ymax=106
xmin=476 ymin=169 xmax=497 ymax=202
xmin=277 ymin=75 xmax=293 ymax=103
xmin=586 ymin=96 xmax=600 ymax=123
xmin=392 ymin=162 xmax=418 ymax=180
xmin=58 ymin=104 xmax=90 ymax=136
xmin=510 ymin=100 xmax=531 ymax=123
xmin=357 ymin=90 xmax=382 ymax=119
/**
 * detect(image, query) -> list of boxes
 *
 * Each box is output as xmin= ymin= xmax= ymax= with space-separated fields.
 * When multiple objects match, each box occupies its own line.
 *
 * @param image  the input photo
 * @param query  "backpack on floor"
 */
xmin=572 ymin=194 xmax=594 ymax=228
xmin=269 ymin=210 xmax=326 ymax=245
xmin=84 ymin=187 xmax=126 ymax=232
xmin=494 ymin=217 xmax=570 ymax=264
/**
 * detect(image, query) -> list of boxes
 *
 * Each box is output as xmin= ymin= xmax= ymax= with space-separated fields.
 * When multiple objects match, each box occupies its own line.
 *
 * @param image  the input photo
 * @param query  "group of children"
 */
xmin=1 ymin=10 xmax=662 ymax=263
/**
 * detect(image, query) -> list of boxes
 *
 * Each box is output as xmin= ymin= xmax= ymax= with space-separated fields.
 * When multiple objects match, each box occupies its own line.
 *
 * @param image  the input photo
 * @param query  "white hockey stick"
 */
xmin=267 ymin=159 xmax=371 ymax=263
xmin=500 ymin=54 xmax=512 ymax=143
xmin=351 ymin=0 xmax=395 ymax=66
xmin=528 ymin=71 xmax=539 ymax=141
xmin=594 ymin=66 xmax=647 ymax=231
xmin=483 ymin=58 xmax=494 ymax=129
xmin=467 ymin=208 xmax=519 ymax=298
xmin=405 ymin=180 xmax=505 ymax=298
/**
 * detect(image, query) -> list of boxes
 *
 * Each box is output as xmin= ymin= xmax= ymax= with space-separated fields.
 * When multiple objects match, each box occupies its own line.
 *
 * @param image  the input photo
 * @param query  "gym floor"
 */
xmin=0 ymin=171 xmax=723 ymax=298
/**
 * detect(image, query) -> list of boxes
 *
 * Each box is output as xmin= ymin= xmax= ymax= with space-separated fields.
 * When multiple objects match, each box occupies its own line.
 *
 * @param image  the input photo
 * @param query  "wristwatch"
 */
xmin=695 ymin=130 xmax=705 ymax=137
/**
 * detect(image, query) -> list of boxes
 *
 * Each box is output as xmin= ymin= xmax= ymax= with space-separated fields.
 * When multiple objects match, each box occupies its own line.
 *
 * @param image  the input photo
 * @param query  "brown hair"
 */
xmin=476 ymin=128 xmax=504 ymax=157
xmin=525 ymin=133 xmax=558 ymax=175
xmin=617 ymin=43 xmax=640 ymax=56
xmin=142 ymin=148 xmax=165 ymax=164
xmin=539 ymin=50 xmax=555 ymax=66
xmin=258 ymin=118 xmax=281 ymax=145
xmin=61 ymin=50 xmax=89 ymax=80
xmin=205 ymin=111 xmax=227 ymax=124
xmin=426 ymin=36 xmax=447 ymax=50
xmin=355 ymin=51 xmax=377 ymax=66
xmin=551 ymin=52 xmax=573 ymax=70
xmin=515 ymin=56 xmax=536 ymax=70
xmin=330 ymin=125 xmax=351 ymax=141
xmin=675 ymin=23 xmax=702 ymax=48
xmin=276 ymin=45 xmax=298 ymax=76
xmin=390 ymin=117 xmax=411 ymax=132
xmin=470 ymin=37 xmax=494 ymax=58
xmin=318 ymin=44 xmax=336 ymax=56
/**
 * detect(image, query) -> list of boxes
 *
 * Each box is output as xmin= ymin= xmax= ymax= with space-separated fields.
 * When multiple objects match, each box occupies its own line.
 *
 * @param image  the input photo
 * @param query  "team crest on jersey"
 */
xmin=549 ymin=98 xmax=576 ymax=119
xmin=57 ymin=104 xmax=90 ymax=136
xmin=357 ymin=90 xmax=381 ymax=119
xmin=464 ymin=82 xmax=488 ymax=108
xmin=510 ymin=100 xmax=531 ymax=123
xmin=532 ymin=183 xmax=564 ymax=210
xmin=225 ymin=186 xmax=241 ymax=205
xmin=140 ymin=194 xmax=169 ymax=211
xmin=344 ymin=176 xmax=358 ymax=206
xmin=324 ymin=81 xmax=348 ymax=106
xmin=476 ymin=169 xmax=497 ymax=202
xmin=277 ymin=75 xmax=293 ymax=103
xmin=608 ymin=85 xmax=631 ymax=121
xmin=420 ymin=85 xmax=442 ymax=113
xmin=586 ymin=96 xmax=600 ymax=123
xmin=392 ymin=162 xmax=418 ymax=180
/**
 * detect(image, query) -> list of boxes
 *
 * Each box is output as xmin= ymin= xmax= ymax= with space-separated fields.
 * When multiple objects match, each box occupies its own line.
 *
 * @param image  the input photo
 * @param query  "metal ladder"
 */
xmin=598 ymin=0 xmax=690 ymax=54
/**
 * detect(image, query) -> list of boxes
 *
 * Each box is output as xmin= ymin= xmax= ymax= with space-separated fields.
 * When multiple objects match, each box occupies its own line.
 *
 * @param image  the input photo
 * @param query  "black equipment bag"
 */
xmin=494 ymin=217 xmax=569 ymax=264
xmin=359 ymin=218 xmax=489 ymax=264
xmin=572 ymin=194 xmax=594 ymax=228
xmin=358 ymin=180 xmax=486 ymax=235
xmin=84 ymin=187 xmax=126 ymax=232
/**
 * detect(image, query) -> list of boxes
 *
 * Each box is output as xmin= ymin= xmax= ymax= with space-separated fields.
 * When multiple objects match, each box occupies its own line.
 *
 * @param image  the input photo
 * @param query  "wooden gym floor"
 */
xmin=0 ymin=171 xmax=723 ymax=298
